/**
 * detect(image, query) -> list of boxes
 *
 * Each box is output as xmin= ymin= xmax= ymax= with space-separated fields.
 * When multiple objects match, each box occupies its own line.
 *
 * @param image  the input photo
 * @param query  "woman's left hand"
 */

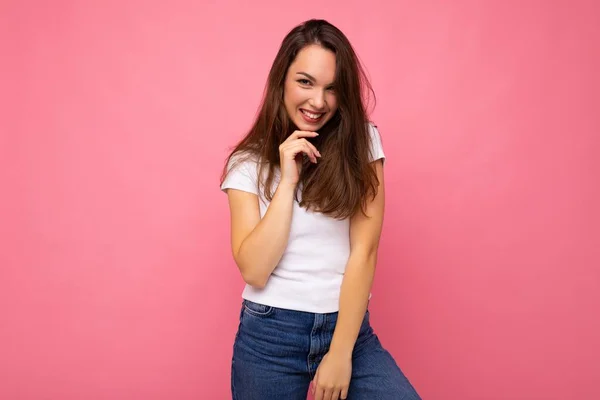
xmin=311 ymin=351 xmax=352 ymax=400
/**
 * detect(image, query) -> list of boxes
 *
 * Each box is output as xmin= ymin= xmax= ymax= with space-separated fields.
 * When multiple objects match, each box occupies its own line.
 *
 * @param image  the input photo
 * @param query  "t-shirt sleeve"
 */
xmin=220 ymin=153 xmax=259 ymax=195
xmin=368 ymin=122 xmax=385 ymax=163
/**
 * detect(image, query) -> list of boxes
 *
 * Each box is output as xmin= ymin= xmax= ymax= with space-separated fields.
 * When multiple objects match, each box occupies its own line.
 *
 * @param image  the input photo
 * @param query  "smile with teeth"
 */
xmin=301 ymin=109 xmax=325 ymax=121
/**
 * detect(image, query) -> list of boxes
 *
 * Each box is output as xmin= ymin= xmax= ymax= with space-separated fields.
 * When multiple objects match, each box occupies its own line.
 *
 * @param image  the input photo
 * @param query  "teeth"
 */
xmin=302 ymin=110 xmax=323 ymax=119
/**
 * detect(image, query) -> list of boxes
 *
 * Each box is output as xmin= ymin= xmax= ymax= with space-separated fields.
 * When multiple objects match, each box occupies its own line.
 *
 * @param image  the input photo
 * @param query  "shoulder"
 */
xmin=366 ymin=121 xmax=385 ymax=163
xmin=226 ymin=150 xmax=260 ymax=171
xmin=221 ymin=150 xmax=261 ymax=195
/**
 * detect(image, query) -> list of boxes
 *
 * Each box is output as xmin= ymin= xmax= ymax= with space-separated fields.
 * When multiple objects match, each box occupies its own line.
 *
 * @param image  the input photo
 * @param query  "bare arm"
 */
xmin=330 ymin=159 xmax=385 ymax=357
xmin=225 ymin=182 xmax=296 ymax=288
xmin=225 ymin=131 xmax=321 ymax=288
xmin=310 ymin=159 xmax=385 ymax=399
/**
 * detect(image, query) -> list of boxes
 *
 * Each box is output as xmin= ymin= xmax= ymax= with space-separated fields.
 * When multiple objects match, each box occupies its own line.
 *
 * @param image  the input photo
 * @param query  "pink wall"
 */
xmin=1 ymin=1 xmax=598 ymax=399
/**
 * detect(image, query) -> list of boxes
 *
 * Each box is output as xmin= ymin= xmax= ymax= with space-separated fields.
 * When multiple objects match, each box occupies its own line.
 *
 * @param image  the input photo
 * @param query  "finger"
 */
xmin=291 ymin=130 xmax=319 ymax=139
xmin=296 ymin=141 xmax=319 ymax=162
xmin=308 ymin=143 xmax=321 ymax=158
xmin=299 ymin=138 xmax=321 ymax=158
xmin=302 ymin=143 xmax=319 ymax=163
xmin=340 ymin=387 xmax=349 ymax=399
xmin=285 ymin=140 xmax=319 ymax=159
xmin=282 ymin=142 xmax=315 ymax=162
xmin=315 ymin=387 xmax=324 ymax=400
xmin=323 ymin=388 xmax=334 ymax=400
xmin=332 ymin=389 xmax=341 ymax=400
xmin=287 ymin=142 xmax=317 ymax=163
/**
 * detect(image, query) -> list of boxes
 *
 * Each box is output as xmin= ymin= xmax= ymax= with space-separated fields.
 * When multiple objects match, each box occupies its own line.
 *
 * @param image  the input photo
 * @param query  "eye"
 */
xmin=297 ymin=79 xmax=312 ymax=86
xmin=326 ymin=86 xmax=335 ymax=92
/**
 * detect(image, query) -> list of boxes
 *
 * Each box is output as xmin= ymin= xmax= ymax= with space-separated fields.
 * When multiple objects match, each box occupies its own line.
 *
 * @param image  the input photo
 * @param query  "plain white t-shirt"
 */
xmin=220 ymin=122 xmax=385 ymax=313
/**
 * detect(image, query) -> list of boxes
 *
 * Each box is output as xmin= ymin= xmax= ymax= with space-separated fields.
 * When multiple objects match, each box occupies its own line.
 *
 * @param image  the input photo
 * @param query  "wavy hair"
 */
xmin=220 ymin=19 xmax=379 ymax=219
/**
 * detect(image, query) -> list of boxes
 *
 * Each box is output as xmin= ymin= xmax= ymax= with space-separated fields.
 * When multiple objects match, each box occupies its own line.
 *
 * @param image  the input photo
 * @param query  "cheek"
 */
xmin=326 ymin=94 xmax=338 ymax=111
xmin=286 ymin=87 xmax=305 ymax=107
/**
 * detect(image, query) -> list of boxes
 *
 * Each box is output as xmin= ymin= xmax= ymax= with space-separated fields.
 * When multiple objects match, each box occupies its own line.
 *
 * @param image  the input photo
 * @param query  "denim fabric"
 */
xmin=231 ymin=299 xmax=421 ymax=399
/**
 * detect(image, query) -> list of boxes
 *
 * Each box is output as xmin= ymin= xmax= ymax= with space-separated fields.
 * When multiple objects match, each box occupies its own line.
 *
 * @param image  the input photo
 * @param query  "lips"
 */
xmin=300 ymin=109 xmax=325 ymax=123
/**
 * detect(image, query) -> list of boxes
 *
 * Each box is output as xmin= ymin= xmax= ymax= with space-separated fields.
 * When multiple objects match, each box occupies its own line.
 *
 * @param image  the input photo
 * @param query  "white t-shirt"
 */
xmin=220 ymin=122 xmax=385 ymax=313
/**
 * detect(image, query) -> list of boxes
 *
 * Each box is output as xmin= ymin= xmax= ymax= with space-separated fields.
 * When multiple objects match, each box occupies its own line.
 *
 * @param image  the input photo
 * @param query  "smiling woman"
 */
xmin=284 ymin=46 xmax=338 ymax=128
xmin=220 ymin=19 xmax=421 ymax=400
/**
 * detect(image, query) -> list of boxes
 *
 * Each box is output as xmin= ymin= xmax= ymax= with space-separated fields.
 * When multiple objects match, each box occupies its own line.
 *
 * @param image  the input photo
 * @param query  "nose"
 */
xmin=309 ymin=90 xmax=326 ymax=110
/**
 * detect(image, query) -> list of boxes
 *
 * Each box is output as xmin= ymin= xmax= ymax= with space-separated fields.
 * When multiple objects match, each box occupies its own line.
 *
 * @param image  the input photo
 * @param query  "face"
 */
xmin=283 ymin=44 xmax=338 ymax=132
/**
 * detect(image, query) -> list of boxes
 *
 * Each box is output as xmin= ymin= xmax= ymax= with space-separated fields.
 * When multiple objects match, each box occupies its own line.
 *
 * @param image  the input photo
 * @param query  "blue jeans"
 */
xmin=231 ymin=299 xmax=421 ymax=399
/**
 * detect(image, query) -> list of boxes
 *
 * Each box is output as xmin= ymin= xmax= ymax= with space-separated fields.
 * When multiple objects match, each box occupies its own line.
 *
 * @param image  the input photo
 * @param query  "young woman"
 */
xmin=220 ymin=19 xmax=421 ymax=400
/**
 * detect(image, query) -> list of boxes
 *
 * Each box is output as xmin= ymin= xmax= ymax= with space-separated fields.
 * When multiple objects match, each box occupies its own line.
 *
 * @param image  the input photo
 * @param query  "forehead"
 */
xmin=289 ymin=44 xmax=336 ymax=82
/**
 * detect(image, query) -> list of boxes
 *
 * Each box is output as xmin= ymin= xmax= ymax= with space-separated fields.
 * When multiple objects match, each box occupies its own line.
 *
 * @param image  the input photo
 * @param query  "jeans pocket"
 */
xmin=243 ymin=299 xmax=275 ymax=317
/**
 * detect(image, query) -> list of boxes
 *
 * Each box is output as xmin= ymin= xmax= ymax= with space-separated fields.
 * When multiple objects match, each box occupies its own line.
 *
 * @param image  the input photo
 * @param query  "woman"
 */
xmin=220 ymin=19 xmax=421 ymax=400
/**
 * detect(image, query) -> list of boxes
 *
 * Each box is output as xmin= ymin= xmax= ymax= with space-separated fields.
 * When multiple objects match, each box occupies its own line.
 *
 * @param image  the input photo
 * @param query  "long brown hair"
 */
xmin=220 ymin=19 xmax=379 ymax=220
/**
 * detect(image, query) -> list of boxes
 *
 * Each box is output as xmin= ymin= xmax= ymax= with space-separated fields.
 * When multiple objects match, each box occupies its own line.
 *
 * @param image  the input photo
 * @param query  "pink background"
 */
xmin=1 ymin=1 xmax=599 ymax=399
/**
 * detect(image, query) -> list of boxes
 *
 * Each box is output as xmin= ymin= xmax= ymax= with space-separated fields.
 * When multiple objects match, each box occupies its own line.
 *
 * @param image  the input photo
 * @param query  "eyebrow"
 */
xmin=296 ymin=72 xmax=334 ymax=86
